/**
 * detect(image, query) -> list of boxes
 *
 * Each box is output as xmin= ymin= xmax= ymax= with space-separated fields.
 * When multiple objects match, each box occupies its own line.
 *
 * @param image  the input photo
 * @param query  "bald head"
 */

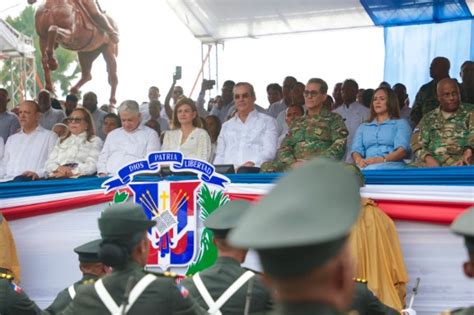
xmin=437 ymin=78 xmax=460 ymax=113
xmin=430 ymin=57 xmax=450 ymax=81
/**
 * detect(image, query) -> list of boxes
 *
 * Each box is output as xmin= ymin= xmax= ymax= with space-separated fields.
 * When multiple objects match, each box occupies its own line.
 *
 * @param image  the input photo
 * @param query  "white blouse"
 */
xmin=162 ymin=128 xmax=211 ymax=162
xmin=45 ymin=132 xmax=103 ymax=176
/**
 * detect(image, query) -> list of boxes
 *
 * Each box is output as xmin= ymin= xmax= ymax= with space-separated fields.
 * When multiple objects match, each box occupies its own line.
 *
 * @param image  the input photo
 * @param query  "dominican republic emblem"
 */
xmin=102 ymin=151 xmax=230 ymax=271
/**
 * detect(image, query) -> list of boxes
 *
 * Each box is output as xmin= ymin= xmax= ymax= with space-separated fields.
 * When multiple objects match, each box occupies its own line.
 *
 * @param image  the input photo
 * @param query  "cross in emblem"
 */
xmin=160 ymin=191 xmax=169 ymax=208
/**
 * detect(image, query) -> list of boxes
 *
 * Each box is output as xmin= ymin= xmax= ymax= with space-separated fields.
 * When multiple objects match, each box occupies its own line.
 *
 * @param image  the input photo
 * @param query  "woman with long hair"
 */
xmin=162 ymin=97 xmax=211 ymax=162
xmin=45 ymin=108 xmax=103 ymax=178
xmin=351 ymin=87 xmax=411 ymax=170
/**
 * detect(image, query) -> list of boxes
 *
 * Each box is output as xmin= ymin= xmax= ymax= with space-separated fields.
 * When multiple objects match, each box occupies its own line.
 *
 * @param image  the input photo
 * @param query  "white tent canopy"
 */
xmin=167 ymin=0 xmax=474 ymax=43
xmin=0 ymin=18 xmax=34 ymax=58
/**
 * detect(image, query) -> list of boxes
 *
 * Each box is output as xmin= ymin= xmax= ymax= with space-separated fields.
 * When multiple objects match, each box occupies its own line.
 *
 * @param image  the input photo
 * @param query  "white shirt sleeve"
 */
xmin=96 ymin=136 xmax=111 ymax=175
xmin=194 ymin=129 xmax=212 ymax=162
xmin=213 ymin=124 xmax=227 ymax=165
xmin=146 ymin=128 xmax=161 ymax=153
xmin=37 ymin=132 xmax=58 ymax=178
xmin=75 ymin=137 xmax=103 ymax=176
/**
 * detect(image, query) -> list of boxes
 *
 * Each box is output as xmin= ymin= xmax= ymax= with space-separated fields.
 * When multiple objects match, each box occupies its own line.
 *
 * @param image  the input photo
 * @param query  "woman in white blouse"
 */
xmin=162 ymin=97 xmax=211 ymax=162
xmin=45 ymin=108 xmax=103 ymax=178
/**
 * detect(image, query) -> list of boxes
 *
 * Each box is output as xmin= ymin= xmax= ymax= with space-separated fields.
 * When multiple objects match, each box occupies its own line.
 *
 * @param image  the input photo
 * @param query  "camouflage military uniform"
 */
xmin=261 ymin=109 xmax=348 ymax=172
xmin=411 ymin=104 xmax=474 ymax=166
xmin=410 ymin=80 xmax=439 ymax=126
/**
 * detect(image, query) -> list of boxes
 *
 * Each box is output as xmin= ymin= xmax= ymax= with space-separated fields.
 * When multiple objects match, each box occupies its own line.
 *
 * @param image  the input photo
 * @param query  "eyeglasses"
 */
xmin=67 ymin=117 xmax=85 ymax=123
xmin=303 ymin=90 xmax=321 ymax=97
xmin=234 ymin=93 xmax=251 ymax=100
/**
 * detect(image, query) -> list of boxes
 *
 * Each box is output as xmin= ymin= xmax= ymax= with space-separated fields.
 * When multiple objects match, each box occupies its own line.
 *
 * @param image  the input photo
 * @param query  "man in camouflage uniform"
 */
xmin=411 ymin=78 xmax=473 ymax=167
xmin=410 ymin=57 xmax=451 ymax=126
xmin=261 ymin=78 xmax=348 ymax=173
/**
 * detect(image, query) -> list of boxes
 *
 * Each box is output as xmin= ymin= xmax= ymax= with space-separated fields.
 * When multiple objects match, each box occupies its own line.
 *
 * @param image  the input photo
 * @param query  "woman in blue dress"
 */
xmin=351 ymin=87 xmax=412 ymax=170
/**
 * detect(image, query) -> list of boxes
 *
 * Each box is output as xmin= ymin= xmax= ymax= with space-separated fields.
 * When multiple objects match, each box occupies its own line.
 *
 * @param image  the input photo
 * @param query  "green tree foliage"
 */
xmin=0 ymin=5 xmax=80 ymax=104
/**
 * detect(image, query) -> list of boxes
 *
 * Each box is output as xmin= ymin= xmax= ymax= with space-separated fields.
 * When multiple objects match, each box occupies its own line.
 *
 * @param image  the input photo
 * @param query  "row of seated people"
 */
xmin=0 ymin=69 xmax=472 ymax=180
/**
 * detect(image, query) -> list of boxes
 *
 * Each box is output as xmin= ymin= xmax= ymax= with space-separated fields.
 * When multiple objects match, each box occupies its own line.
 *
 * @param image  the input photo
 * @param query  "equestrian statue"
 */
xmin=27 ymin=0 xmax=119 ymax=104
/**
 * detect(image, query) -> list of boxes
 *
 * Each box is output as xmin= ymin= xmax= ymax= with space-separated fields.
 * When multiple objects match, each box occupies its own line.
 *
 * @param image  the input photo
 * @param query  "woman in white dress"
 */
xmin=162 ymin=97 xmax=211 ymax=162
xmin=45 ymin=108 xmax=103 ymax=178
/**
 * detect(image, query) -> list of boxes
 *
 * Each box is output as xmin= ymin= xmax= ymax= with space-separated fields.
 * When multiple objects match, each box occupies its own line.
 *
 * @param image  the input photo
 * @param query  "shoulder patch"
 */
xmin=353 ymin=277 xmax=367 ymax=284
xmin=10 ymin=282 xmax=22 ymax=293
xmin=0 ymin=273 xmax=14 ymax=281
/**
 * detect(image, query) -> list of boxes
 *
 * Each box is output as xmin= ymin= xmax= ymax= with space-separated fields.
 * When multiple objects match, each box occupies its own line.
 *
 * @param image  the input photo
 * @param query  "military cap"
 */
xmin=205 ymin=200 xmax=251 ymax=238
xmin=74 ymin=239 xmax=102 ymax=263
xmin=451 ymin=207 xmax=474 ymax=252
xmin=98 ymin=203 xmax=155 ymax=240
xmin=228 ymin=158 xmax=361 ymax=278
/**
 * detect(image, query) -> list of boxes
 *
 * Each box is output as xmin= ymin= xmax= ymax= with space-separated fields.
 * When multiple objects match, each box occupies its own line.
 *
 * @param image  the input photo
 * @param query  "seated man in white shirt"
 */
xmin=97 ymin=100 xmax=161 ymax=176
xmin=0 ymin=100 xmax=58 ymax=181
xmin=333 ymin=79 xmax=370 ymax=162
xmin=214 ymin=82 xmax=278 ymax=172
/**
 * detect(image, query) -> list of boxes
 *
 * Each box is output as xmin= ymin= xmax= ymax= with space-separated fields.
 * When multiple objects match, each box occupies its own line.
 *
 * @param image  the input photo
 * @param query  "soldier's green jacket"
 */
xmin=181 ymin=257 xmax=273 ymax=315
xmin=0 ymin=278 xmax=41 ymax=315
xmin=411 ymin=104 xmax=474 ymax=166
xmin=60 ymin=262 xmax=202 ymax=315
xmin=261 ymin=109 xmax=348 ymax=173
xmin=43 ymin=274 xmax=98 ymax=314
xmin=440 ymin=306 xmax=474 ymax=315
xmin=270 ymin=302 xmax=346 ymax=315
xmin=410 ymin=80 xmax=439 ymax=126
xmin=350 ymin=282 xmax=399 ymax=315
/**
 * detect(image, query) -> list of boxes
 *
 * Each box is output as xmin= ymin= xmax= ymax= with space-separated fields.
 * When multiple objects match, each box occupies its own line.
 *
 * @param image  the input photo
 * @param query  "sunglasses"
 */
xmin=234 ymin=93 xmax=251 ymax=100
xmin=67 ymin=117 xmax=85 ymax=123
xmin=303 ymin=90 xmax=321 ymax=97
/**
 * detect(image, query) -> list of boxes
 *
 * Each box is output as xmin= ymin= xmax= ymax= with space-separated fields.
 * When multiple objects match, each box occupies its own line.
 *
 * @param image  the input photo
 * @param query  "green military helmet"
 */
xmin=228 ymin=158 xmax=361 ymax=278
xmin=74 ymin=239 xmax=102 ymax=263
xmin=451 ymin=207 xmax=474 ymax=252
xmin=98 ymin=203 xmax=156 ymax=240
xmin=205 ymin=199 xmax=251 ymax=238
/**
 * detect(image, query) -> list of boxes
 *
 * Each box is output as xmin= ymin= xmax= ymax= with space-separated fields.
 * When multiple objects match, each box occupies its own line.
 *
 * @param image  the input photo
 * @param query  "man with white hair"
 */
xmin=97 ymin=100 xmax=160 ymax=176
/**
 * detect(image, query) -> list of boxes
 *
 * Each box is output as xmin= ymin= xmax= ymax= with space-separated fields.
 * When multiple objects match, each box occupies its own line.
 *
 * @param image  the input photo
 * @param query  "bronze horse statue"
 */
xmin=28 ymin=0 xmax=119 ymax=104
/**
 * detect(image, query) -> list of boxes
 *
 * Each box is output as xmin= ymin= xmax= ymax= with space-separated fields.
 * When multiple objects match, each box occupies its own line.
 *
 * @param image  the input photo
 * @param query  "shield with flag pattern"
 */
xmin=129 ymin=181 xmax=201 ymax=269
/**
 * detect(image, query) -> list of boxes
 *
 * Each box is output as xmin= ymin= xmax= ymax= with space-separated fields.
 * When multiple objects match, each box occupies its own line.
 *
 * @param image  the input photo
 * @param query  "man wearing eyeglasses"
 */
xmin=214 ymin=82 xmax=278 ymax=172
xmin=261 ymin=78 xmax=348 ymax=173
xmin=0 ymin=101 xmax=58 ymax=180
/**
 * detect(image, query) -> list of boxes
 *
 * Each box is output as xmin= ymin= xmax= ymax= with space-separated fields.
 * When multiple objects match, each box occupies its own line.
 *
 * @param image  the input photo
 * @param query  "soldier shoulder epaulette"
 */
xmin=353 ymin=277 xmax=367 ymax=284
xmin=146 ymin=270 xmax=186 ymax=280
xmin=82 ymin=278 xmax=97 ymax=285
xmin=0 ymin=272 xmax=14 ymax=281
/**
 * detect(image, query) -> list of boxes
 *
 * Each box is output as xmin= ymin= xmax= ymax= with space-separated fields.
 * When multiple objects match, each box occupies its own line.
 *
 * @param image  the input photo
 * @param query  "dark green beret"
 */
xmin=451 ymin=207 xmax=474 ymax=253
xmin=98 ymin=203 xmax=156 ymax=240
xmin=228 ymin=158 xmax=361 ymax=278
xmin=74 ymin=239 xmax=102 ymax=263
xmin=205 ymin=200 xmax=251 ymax=238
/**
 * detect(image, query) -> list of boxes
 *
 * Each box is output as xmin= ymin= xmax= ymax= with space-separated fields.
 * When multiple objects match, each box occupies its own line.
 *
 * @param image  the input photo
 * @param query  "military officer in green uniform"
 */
xmin=0 ymin=269 xmax=41 ymax=315
xmin=351 ymin=279 xmax=399 ymax=315
xmin=229 ymin=158 xmax=361 ymax=315
xmin=181 ymin=200 xmax=273 ymax=315
xmin=43 ymin=239 xmax=110 ymax=314
xmin=410 ymin=57 xmax=451 ymax=126
xmin=261 ymin=78 xmax=348 ymax=173
xmin=440 ymin=207 xmax=474 ymax=315
xmin=411 ymin=78 xmax=473 ymax=167
xmin=61 ymin=203 xmax=204 ymax=315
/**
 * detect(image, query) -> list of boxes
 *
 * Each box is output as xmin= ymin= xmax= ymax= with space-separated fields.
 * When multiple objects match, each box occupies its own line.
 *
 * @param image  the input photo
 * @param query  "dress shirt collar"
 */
xmin=234 ymin=108 xmax=258 ymax=123
xmin=20 ymin=124 xmax=44 ymax=135
xmin=124 ymin=124 xmax=146 ymax=134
